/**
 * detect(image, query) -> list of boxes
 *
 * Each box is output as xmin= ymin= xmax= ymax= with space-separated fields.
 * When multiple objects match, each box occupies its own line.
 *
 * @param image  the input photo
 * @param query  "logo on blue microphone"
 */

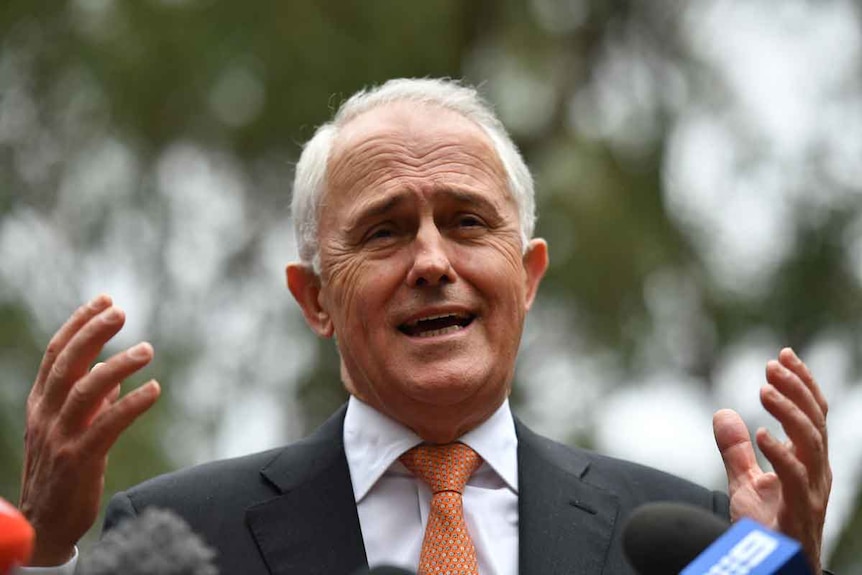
xmin=707 ymin=530 xmax=779 ymax=575
xmin=682 ymin=518 xmax=811 ymax=575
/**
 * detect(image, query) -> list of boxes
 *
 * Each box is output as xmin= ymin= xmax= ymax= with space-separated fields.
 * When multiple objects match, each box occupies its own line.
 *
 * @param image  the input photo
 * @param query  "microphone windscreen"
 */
xmin=622 ymin=502 xmax=729 ymax=575
xmin=0 ymin=497 xmax=34 ymax=574
xmin=79 ymin=508 xmax=218 ymax=575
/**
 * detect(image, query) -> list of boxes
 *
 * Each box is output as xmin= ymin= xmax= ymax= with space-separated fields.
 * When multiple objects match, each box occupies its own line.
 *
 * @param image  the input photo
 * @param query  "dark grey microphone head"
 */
xmin=79 ymin=508 xmax=218 ymax=575
xmin=622 ymin=502 xmax=729 ymax=575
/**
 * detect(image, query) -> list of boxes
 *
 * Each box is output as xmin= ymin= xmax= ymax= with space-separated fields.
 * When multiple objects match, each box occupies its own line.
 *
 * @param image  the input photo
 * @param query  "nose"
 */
xmin=406 ymin=224 xmax=455 ymax=287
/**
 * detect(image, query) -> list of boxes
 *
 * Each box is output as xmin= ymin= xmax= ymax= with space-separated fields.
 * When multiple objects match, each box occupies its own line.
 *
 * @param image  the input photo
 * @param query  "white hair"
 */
xmin=291 ymin=78 xmax=536 ymax=272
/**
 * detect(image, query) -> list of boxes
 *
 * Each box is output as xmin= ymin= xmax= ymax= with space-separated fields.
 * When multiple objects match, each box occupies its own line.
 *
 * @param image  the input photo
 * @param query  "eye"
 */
xmin=370 ymin=228 xmax=393 ymax=239
xmin=364 ymin=224 xmax=397 ymax=243
xmin=457 ymin=214 xmax=485 ymax=228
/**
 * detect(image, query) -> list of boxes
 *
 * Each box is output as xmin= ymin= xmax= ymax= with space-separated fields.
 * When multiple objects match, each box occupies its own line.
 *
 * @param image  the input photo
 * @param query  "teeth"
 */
xmin=414 ymin=325 xmax=464 ymax=338
xmin=407 ymin=313 xmax=463 ymax=327
xmin=398 ymin=312 xmax=474 ymax=337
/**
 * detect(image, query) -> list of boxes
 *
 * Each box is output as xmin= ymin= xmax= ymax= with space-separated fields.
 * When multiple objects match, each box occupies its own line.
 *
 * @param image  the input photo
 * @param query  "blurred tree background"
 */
xmin=1 ymin=0 xmax=861 ymax=570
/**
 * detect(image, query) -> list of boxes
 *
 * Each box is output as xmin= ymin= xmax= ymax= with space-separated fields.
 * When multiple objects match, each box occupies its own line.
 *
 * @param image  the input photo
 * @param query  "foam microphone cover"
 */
xmin=622 ymin=502 xmax=730 ymax=575
xmin=78 ymin=508 xmax=218 ymax=575
xmin=0 ymin=497 xmax=34 ymax=574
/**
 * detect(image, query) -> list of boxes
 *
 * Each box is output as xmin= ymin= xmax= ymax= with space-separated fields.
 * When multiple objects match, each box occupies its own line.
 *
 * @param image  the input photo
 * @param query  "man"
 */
xmin=17 ymin=78 xmax=831 ymax=574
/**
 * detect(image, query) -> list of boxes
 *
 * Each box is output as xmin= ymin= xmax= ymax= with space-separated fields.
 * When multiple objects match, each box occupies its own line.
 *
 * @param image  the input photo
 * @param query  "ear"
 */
xmin=286 ymin=263 xmax=334 ymax=338
xmin=522 ymin=238 xmax=548 ymax=311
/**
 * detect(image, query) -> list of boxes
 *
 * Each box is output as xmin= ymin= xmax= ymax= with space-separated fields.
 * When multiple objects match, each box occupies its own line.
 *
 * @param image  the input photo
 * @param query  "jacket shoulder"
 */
xmin=113 ymin=447 xmax=285 ymax=517
xmin=114 ymin=404 xmax=349 ymax=514
xmin=516 ymin=420 xmax=730 ymax=517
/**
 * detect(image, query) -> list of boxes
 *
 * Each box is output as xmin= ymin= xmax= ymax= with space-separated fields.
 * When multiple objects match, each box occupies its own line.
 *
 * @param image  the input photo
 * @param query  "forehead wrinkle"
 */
xmin=328 ymin=137 xmax=411 ymax=199
xmin=333 ymin=138 xmax=486 ymax=180
xmin=412 ymin=140 xmax=507 ymax=184
xmin=352 ymin=136 xmax=506 ymax=184
xmin=330 ymin=140 xmax=507 ymax=205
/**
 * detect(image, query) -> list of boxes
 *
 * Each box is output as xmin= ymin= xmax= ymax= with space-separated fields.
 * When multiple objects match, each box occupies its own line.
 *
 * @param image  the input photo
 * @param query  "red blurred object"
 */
xmin=0 ymin=497 xmax=34 ymax=574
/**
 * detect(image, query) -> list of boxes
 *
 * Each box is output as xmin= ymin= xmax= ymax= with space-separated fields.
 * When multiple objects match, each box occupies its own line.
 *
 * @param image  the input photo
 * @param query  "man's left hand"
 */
xmin=713 ymin=347 xmax=831 ymax=575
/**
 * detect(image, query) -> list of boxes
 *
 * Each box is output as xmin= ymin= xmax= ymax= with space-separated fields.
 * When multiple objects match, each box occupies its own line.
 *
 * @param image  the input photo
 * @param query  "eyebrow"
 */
xmin=344 ymin=194 xmax=408 ymax=234
xmin=443 ymin=189 xmax=501 ymax=214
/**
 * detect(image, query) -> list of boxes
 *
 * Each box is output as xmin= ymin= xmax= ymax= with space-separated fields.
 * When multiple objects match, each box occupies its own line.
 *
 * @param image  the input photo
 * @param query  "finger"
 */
xmin=106 ymin=383 xmax=121 ymax=404
xmin=756 ymin=427 xmax=826 ymax=520
xmin=757 ymin=428 xmax=829 ymax=573
xmin=756 ymin=427 xmax=809 ymax=509
xmin=765 ymin=360 xmax=826 ymax=434
xmin=90 ymin=363 xmax=120 ymax=404
xmin=88 ymin=383 xmax=123 ymax=430
xmin=82 ymin=380 xmax=161 ymax=456
xmin=779 ymin=348 xmax=829 ymax=418
xmin=760 ymin=383 xmax=827 ymax=474
xmin=33 ymin=295 xmax=112 ymax=397
xmin=40 ymin=306 xmax=126 ymax=414
xmin=60 ymin=342 xmax=154 ymax=432
xmin=713 ymin=409 xmax=762 ymax=491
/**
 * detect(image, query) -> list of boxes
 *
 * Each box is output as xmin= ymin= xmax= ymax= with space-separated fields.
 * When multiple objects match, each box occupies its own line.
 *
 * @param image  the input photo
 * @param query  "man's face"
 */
xmin=290 ymin=102 xmax=547 ymax=441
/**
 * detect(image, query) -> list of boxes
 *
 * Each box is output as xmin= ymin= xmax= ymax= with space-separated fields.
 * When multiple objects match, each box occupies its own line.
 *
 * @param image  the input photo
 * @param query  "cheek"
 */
xmin=321 ymin=249 xmax=404 ymax=335
xmin=321 ymin=252 xmax=367 ymax=326
xmin=456 ymin=243 xmax=527 ymax=303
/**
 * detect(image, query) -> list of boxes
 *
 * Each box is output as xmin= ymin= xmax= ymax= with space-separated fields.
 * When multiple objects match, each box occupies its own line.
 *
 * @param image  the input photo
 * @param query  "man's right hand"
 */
xmin=18 ymin=294 xmax=161 ymax=566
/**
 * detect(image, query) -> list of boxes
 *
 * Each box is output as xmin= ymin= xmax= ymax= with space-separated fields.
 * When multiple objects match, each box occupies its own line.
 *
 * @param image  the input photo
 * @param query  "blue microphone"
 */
xmin=681 ymin=517 xmax=810 ymax=575
xmin=623 ymin=502 xmax=812 ymax=575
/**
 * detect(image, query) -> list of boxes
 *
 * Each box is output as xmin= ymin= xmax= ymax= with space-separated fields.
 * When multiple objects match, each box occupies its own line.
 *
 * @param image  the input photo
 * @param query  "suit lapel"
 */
xmin=245 ymin=406 xmax=368 ymax=575
xmin=516 ymin=419 xmax=619 ymax=575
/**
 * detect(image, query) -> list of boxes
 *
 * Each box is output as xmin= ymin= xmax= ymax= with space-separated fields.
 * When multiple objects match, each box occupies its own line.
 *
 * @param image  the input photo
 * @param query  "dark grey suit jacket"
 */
xmin=104 ymin=405 xmax=730 ymax=574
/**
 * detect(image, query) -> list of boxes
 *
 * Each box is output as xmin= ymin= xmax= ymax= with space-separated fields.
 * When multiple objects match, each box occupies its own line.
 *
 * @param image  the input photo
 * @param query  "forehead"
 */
xmin=325 ymin=102 xmax=510 ymax=208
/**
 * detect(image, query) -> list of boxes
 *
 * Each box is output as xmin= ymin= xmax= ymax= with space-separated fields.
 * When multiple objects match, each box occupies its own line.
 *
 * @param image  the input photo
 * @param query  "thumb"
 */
xmin=713 ymin=408 xmax=761 ymax=491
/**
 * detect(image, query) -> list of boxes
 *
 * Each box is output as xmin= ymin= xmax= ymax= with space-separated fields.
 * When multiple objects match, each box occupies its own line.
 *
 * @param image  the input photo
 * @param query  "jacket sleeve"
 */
xmin=711 ymin=489 xmax=731 ymax=519
xmin=101 ymin=490 xmax=138 ymax=534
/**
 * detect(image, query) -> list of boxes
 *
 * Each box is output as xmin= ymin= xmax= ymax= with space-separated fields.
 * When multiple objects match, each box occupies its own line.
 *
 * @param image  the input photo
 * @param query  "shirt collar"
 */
xmin=343 ymin=395 xmax=519 ymax=502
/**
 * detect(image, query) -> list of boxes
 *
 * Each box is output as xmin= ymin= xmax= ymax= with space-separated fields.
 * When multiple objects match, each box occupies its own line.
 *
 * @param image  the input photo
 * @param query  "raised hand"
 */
xmin=713 ymin=348 xmax=831 ymax=574
xmin=18 ymin=294 xmax=161 ymax=566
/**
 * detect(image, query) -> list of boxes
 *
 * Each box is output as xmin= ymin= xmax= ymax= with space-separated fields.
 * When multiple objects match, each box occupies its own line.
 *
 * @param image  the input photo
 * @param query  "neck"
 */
xmin=355 ymin=392 xmax=506 ymax=444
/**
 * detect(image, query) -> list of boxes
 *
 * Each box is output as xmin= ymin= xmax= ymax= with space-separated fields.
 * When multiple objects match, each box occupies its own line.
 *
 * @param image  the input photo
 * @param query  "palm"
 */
xmin=728 ymin=468 xmax=782 ymax=528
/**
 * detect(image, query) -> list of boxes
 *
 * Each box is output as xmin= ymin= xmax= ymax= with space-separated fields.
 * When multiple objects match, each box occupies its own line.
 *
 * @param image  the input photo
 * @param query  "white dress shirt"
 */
xmin=344 ymin=395 xmax=519 ymax=575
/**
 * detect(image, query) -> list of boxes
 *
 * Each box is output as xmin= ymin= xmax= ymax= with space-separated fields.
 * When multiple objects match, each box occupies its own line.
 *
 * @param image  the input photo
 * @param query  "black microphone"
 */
xmin=623 ymin=502 xmax=729 ymax=575
xmin=623 ymin=502 xmax=812 ymax=575
xmin=78 ymin=508 xmax=218 ymax=575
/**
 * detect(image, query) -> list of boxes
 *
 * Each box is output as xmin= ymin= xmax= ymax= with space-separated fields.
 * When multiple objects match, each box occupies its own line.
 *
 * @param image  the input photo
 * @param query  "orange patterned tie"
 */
xmin=399 ymin=442 xmax=483 ymax=575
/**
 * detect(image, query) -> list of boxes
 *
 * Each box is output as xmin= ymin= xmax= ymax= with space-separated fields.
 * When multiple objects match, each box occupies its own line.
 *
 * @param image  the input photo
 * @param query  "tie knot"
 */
xmin=399 ymin=442 xmax=482 ymax=494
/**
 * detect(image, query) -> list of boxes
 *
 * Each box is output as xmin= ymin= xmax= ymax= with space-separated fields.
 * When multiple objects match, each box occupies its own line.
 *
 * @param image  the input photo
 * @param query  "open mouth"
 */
xmin=398 ymin=313 xmax=475 ymax=338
